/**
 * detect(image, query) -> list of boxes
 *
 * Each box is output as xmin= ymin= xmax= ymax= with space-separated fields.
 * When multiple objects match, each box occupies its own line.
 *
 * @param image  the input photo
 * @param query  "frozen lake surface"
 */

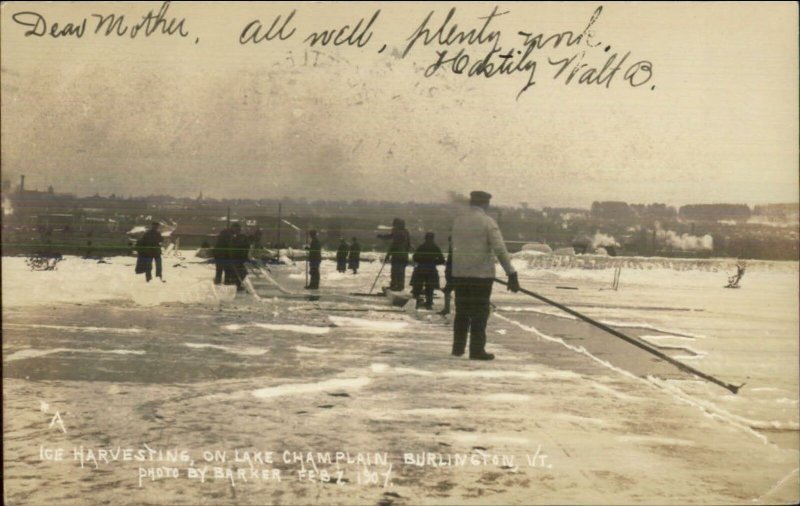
xmin=2 ymin=252 xmax=798 ymax=504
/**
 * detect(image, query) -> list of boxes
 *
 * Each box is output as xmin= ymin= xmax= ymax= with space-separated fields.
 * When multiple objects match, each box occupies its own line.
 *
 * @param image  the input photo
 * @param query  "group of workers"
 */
xmin=307 ymin=190 xmax=521 ymax=360
xmin=212 ymin=222 xmax=255 ymax=290
xmin=134 ymin=190 xmax=520 ymax=360
xmin=336 ymin=238 xmax=362 ymax=274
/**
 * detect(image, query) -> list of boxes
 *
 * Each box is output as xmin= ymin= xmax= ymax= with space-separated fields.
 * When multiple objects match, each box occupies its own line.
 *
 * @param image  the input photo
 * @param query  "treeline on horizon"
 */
xmin=5 ymin=187 xmax=798 ymax=216
xmin=2 ymin=189 xmax=798 ymax=261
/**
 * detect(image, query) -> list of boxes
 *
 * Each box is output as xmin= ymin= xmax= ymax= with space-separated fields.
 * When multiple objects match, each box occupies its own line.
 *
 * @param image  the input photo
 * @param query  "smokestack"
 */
xmin=19 ymin=175 xmax=25 ymax=193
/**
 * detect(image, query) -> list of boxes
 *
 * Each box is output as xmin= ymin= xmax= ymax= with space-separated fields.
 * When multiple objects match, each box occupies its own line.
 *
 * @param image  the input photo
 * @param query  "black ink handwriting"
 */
xmin=548 ymin=50 xmax=653 ymax=88
xmin=240 ymin=10 xmax=297 ymax=44
xmin=424 ymin=42 xmax=538 ymax=100
xmin=12 ymin=2 xmax=190 ymax=40
xmin=403 ymin=6 xmax=507 ymax=58
xmin=303 ymin=10 xmax=380 ymax=48
xmin=518 ymin=6 xmax=603 ymax=51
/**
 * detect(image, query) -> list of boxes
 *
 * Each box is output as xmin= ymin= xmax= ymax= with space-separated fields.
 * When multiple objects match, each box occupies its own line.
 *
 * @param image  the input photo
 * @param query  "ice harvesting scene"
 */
xmin=2 ymin=2 xmax=798 ymax=505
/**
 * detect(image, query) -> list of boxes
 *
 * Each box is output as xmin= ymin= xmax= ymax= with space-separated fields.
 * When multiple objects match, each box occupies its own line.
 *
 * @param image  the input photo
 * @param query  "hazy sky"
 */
xmin=1 ymin=2 xmax=797 ymax=208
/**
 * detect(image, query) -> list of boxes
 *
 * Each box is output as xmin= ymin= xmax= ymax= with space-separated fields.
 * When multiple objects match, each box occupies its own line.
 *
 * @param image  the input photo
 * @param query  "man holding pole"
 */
xmin=377 ymin=218 xmax=411 ymax=291
xmin=451 ymin=191 xmax=519 ymax=360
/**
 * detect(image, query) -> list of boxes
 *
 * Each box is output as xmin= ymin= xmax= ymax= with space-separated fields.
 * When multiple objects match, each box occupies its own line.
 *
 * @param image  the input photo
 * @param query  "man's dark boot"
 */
xmin=469 ymin=351 xmax=495 ymax=361
xmin=438 ymin=292 xmax=451 ymax=315
xmin=451 ymin=339 xmax=466 ymax=357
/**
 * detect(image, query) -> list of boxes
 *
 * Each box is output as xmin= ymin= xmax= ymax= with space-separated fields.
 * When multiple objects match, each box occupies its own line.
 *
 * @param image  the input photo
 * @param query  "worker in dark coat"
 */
xmin=348 ymin=237 xmax=361 ymax=274
xmin=305 ymin=230 xmax=322 ymax=289
xmin=228 ymin=222 xmax=251 ymax=291
xmin=377 ymin=218 xmax=411 ymax=291
xmin=336 ymin=238 xmax=349 ymax=273
xmin=136 ymin=222 xmax=163 ymax=282
xmin=213 ymin=225 xmax=234 ymax=285
xmin=410 ymin=232 xmax=446 ymax=309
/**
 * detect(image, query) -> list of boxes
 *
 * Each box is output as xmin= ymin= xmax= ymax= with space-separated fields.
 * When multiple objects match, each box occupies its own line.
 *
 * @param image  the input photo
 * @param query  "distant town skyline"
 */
xmin=2 ymin=3 xmax=797 ymax=209
xmin=3 ymin=172 xmax=798 ymax=212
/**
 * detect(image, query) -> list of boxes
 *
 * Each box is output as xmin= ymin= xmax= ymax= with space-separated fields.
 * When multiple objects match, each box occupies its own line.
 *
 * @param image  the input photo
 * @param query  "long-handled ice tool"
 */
xmin=368 ymin=255 xmax=390 ymax=295
xmin=249 ymin=262 xmax=294 ymax=295
xmin=495 ymin=278 xmax=744 ymax=394
xmin=230 ymin=264 xmax=261 ymax=301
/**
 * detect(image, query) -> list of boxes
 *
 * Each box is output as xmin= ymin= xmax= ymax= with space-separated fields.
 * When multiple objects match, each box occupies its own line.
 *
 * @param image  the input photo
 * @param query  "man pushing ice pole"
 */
xmin=450 ymin=191 xmax=520 ymax=360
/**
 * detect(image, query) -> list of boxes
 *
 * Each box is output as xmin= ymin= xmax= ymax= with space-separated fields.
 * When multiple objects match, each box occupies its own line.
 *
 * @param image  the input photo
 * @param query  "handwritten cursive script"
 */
xmin=9 ymin=3 xmax=656 ymax=100
xmin=11 ymin=2 xmax=191 ymax=40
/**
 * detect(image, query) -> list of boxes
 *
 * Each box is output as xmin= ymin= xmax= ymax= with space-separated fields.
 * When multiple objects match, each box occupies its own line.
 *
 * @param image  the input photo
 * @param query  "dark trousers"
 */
xmin=452 ymin=277 xmax=494 ymax=355
xmin=219 ymin=259 xmax=238 ymax=286
xmin=308 ymin=261 xmax=321 ymax=288
xmin=214 ymin=259 xmax=225 ymax=284
xmin=411 ymin=270 xmax=439 ymax=308
xmin=143 ymin=257 xmax=163 ymax=282
xmin=389 ymin=259 xmax=407 ymax=291
xmin=413 ymin=285 xmax=435 ymax=308
xmin=231 ymin=261 xmax=247 ymax=290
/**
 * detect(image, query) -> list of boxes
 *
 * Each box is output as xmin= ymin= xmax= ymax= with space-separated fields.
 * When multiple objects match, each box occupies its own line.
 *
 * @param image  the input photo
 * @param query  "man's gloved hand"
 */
xmin=507 ymin=272 xmax=520 ymax=293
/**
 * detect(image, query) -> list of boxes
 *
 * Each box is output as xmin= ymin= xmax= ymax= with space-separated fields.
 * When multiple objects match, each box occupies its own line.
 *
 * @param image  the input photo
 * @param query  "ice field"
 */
xmin=2 ymin=251 xmax=798 ymax=504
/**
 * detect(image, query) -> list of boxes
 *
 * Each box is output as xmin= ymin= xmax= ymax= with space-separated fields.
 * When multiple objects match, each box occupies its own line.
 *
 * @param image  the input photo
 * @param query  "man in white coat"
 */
xmin=450 ymin=191 xmax=520 ymax=360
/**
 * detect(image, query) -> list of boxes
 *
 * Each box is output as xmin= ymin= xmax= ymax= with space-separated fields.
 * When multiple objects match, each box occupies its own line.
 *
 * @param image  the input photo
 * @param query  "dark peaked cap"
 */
xmin=470 ymin=191 xmax=492 ymax=205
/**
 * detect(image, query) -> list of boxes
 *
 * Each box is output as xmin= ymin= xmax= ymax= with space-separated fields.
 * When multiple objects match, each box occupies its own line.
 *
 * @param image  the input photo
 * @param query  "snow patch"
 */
xmin=639 ymin=334 xmax=696 ymax=343
xmin=1 ymin=255 xmax=234 ymax=308
xmin=443 ymin=370 xmax=542 ymax=379
xmin=329 ymin=316 xmax=409 ymax=331
xmin=254 ymin=323 xmax=330 ymax=334
xmin=183 ymin=343 xmax=267 ymax=356
xmin=395 ymin=367 xmax=436 ymax=377
xmin=5 ymin=348 xmax=73 ymax=362
xmin=596 ymin=320 xmax=706 ymax=339
xmin=5 ymin=347 xmax=145 ymax=362
xmin=370 ymin=363 xmax=433 ymax=376
xmin=639 ymin=335 xmax=707 ymax=359
xmin=4 ymin=323 xmax=144 ymax=334
xmin=253 ymin=377 xmax=370 ymax=399
xmin=444 ymin=369 xmax=578 ymax=380
xmin=496 ymin=306 xmax=577 ymax=319
xmin=222 ymin=323 xmax=330 ymax=335
xmin=370 ymin=363 xmax=391 ymax=373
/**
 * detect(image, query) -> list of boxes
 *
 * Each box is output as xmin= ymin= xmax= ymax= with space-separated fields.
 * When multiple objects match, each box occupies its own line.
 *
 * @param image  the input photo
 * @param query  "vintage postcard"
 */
xmin=2 ymin=2 xmax=798 ymax=505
